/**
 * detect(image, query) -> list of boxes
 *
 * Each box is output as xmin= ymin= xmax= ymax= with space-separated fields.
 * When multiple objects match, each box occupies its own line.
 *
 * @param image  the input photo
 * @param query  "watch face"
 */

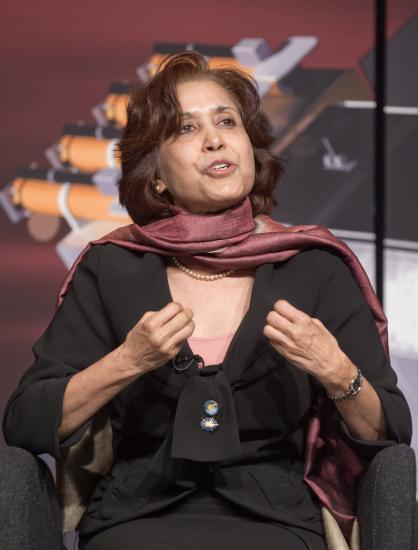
xmin=352 ymin=374 xmax=362 ymax=392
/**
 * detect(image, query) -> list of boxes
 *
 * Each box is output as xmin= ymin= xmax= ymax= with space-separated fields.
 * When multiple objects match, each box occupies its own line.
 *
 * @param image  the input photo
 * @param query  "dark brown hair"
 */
xmin=115 ymin=51 xmax=283 ymax=225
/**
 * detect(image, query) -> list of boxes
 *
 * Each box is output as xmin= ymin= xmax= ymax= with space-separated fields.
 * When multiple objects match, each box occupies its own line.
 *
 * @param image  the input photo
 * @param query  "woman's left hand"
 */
xmin=264 ymin=300 xmax=388 ymax=441
xmin=263 ymin=299 xmax=353 ymax=386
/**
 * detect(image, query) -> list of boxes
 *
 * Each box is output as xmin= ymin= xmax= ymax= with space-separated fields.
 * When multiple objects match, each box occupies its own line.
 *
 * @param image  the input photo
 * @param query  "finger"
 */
xmin=159 ymin=308 xmax=195 ymax=342
xmin=141 ymin=311 xmax=156 ymax=321
xmin=167 ymin=320 xmax=196 ymax=352
xmin=312 ymin=317 xmax=324 ymax=328
xmin=155 ymin=318 xmax=196 ymax=358
xmin=263 ymin=323 xmax=293 ymax=349
xmin=273 ymin=299 xmax=308 ymax=323
xmin=142 ymin=302 xmax=189 ymax=332
xmin=265 ymin=310 xmax=293 ymax=337
xmin=161 ymin=308 xmax=194 ymax=338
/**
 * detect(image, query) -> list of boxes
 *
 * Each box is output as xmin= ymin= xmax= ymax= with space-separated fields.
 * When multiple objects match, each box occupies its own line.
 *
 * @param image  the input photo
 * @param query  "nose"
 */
xmin=202 ymin=125 xmax=224 ymax=151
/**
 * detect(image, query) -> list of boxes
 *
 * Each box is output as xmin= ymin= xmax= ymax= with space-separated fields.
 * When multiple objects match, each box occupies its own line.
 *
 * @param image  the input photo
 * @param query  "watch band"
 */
xmin=326 ymin=367 xmax=363 ymax=402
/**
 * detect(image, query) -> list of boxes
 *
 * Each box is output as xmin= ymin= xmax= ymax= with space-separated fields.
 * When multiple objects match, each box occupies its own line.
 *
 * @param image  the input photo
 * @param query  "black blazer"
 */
xmin=2 ymin=243 xmax=412 ymax=540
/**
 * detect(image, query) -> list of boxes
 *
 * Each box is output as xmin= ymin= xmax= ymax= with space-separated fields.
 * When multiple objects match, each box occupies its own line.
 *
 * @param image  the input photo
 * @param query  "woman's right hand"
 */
xmin=120 ymin=302 xmax=195 ymax=374
xmin=57 ymin=302 xmax=194 ymax=442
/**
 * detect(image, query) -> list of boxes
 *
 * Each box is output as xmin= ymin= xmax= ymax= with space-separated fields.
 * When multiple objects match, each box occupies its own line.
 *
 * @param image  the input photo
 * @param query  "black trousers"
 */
xmin=81 ymin=515 xmax=326 ymax=550
xmin=79 ymin=487 xmax=326 ymax=550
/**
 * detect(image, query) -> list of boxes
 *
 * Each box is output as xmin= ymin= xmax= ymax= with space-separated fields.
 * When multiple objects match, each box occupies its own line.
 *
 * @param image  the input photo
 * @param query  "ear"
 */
xmin=154 ymin=151 xmax=169 ymax=194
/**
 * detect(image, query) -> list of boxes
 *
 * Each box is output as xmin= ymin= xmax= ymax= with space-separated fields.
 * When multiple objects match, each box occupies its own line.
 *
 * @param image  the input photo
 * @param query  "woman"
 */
xmin=3 ymin=52 xmax=412 ymax=550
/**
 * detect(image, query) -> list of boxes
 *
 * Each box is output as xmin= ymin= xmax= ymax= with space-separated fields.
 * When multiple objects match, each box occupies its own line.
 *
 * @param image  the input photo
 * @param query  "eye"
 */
xmin=179 ymin=123 xmax=195 ymax=134
xmin=219 ymin=117 xmax=236 ymax=126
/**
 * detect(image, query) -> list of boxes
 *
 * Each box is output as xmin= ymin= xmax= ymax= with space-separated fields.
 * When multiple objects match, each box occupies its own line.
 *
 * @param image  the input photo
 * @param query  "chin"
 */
xmin=207 ymin=196 xmax=247 ymax=214
xmin=188 ymin=187 xmax=251 ymax=214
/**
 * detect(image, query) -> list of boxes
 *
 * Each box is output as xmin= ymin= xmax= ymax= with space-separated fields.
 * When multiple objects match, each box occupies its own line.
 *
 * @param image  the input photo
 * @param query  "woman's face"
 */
xmin=155 ymin=79 xmax=256 ymax=214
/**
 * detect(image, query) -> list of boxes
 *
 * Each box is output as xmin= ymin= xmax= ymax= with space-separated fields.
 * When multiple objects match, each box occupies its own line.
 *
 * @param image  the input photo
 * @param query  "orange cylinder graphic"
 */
xmin=11 ymin=178 xmax=130 ymax=223
xmin=103 ymin=93 xmax=129 ymax=127
xmin=59 ymin=135 xmax=120 ymax=172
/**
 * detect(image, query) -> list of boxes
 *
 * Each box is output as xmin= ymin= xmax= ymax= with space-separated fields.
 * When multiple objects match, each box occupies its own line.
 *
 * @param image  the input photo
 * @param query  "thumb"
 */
xmin=312 ymin=318 xmax=324 ymax=328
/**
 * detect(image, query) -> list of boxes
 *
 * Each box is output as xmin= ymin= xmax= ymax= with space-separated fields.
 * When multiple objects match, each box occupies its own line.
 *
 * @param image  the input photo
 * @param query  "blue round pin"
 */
xmin=203 ymin=399 xmax=219 ymax=416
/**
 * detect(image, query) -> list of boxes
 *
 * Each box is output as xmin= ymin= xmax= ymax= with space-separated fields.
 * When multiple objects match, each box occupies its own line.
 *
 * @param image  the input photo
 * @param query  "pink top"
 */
xmin=188 ymin=332 xmax=235 ymax=367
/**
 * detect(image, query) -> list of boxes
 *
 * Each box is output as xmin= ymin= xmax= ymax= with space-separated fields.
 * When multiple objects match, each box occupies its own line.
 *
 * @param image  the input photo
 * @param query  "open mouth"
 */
xmin=212 ymin=163 xmax=230 ymax=172
xmin=205 ymin=163 xmax=237 ymax=177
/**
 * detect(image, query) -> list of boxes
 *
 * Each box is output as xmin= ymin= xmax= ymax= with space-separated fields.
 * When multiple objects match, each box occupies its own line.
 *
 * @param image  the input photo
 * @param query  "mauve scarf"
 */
xmin=56 ymin=195 xmax=388 ymax=541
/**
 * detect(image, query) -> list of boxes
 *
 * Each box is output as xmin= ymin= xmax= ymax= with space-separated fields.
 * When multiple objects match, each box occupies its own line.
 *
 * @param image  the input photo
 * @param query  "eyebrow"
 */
xmin=181 ymin=105 xmax=238 ymax=117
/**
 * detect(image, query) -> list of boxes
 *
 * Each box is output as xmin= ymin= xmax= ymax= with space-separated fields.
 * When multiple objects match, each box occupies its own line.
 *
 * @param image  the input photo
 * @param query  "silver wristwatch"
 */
xmin=326 ymin=367 xmax=363 ymax=402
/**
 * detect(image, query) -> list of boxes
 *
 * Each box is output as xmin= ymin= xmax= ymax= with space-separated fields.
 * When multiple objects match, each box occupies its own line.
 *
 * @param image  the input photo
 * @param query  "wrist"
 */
xmin=318 ymin=352 xmax=358 ymax=395
xmin=110 ymin=344 xmax=145 ymax=379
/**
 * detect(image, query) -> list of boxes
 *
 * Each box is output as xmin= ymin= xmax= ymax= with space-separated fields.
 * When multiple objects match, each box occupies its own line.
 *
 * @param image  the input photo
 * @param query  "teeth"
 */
xmin=212 ymin=163 xmax=229 ymax=170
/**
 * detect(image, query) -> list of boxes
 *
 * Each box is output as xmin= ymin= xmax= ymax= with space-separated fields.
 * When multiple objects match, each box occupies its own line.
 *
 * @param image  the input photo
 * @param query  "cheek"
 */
xmin=161 ymin=153 xmax=187 ymax=185
xmin=242 ymin=142 xmax=256 ymax=180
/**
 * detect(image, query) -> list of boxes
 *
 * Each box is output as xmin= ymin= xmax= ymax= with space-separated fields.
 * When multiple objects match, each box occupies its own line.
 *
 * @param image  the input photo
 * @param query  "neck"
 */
xmin=128 ymin=195 xmax=257 ymax=272
xmin=169 ymin=196 xmax=248 ymax=216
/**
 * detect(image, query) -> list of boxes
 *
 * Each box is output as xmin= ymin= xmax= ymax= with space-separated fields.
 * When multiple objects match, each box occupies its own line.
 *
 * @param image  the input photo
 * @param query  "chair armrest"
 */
xmin=357 ymin=443 xmax=416 ymax=550
xmin=0 ymin=446 xmax=66 ymax=549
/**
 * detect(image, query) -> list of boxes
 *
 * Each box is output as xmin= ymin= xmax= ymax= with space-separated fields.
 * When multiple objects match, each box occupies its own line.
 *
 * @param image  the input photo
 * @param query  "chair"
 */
xmin=0 ymin=411 xmax=416 ymax=550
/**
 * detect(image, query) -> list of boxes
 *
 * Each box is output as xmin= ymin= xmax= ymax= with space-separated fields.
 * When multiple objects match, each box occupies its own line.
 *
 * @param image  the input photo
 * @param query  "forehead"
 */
xmin=176 ymin=79 xmax=238 ymax=115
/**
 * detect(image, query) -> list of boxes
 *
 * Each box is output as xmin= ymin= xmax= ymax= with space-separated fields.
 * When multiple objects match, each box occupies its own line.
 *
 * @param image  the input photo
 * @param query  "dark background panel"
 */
xmin=361 ymin=8 xmax=418 ymax=107
xmin=0 ymin=0 xmax=416 ymax=452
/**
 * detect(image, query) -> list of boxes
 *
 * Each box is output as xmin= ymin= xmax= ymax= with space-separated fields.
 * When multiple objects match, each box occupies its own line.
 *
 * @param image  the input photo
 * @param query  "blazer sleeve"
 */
xmin=2 ymin=244 xmax=118 ymax=460
xmin=313 ymin=248 xmax=412 ymax=461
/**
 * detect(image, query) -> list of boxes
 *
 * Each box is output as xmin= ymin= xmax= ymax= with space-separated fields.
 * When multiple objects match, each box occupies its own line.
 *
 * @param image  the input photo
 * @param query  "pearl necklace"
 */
xmin=171 ymin=256 xmax=235 ymax=281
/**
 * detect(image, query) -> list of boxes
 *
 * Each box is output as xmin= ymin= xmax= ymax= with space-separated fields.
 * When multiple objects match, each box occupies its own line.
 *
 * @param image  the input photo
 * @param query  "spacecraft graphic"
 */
xmin=0 ymin=36 xmax=374 ymax=265
xmin=1 ymin=21 xmax=417 ymax=358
